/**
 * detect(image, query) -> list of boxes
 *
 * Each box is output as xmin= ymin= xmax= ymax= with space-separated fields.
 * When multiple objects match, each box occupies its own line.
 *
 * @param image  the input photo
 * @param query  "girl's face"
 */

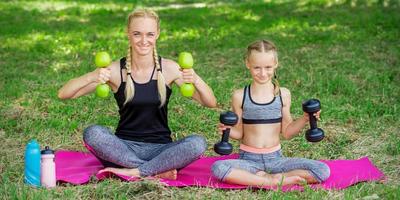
xmin=246 ymin=51 xmax=277 ymax=84
xmin=128 ymin=17 xmax=159 ymax=56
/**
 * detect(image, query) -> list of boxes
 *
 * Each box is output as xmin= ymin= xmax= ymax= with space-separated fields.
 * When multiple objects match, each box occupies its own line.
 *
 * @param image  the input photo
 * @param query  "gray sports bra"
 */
xmin=241 ymin=85 xmax=283 ymax=124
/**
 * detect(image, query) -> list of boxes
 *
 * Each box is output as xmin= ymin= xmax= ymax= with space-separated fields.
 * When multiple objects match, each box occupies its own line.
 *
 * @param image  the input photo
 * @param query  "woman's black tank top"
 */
xmin=114 ymin=57 xmax=172 ymax=144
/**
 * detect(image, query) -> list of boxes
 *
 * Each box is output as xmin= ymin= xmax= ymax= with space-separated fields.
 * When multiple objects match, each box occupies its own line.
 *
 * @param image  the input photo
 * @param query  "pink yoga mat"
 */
xmin=55 ymin=151 xmax=385 ymax=191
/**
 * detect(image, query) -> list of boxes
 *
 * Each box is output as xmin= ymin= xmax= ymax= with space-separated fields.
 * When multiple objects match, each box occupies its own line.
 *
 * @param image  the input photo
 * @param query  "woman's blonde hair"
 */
xmin=124 ymin=8 xmax=166 ymax=106
xmin=245 ymin=39 xmax=280 ymax=95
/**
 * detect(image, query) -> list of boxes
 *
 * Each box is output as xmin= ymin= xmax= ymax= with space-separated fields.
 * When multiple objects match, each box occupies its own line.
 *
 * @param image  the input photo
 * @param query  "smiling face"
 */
xmin=126 ymin=9 xmax=160 ymax=57
xmin=127 ymin=17 xmax=159 ymax=56
xmin=246 ymin=51 xmax=277 ymax=84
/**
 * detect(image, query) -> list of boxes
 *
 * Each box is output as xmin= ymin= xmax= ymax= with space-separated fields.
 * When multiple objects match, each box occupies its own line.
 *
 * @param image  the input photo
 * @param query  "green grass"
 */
xmin=1 ymin=0 xmax=399 ymax=199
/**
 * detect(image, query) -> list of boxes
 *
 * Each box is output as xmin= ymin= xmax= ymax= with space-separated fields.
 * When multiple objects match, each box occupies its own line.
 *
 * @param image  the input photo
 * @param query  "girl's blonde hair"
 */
xmin=245 ymin=39 xmax=280 ymax=95
xmin=124 ymin=9 xmax=166 ymax=106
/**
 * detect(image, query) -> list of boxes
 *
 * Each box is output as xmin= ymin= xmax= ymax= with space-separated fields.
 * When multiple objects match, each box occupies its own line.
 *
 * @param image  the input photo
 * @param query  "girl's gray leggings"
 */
xmin=83 ymin=125 xmax=207 ymax=177
xmin=212 ymin=149 xmax=331 ymax=183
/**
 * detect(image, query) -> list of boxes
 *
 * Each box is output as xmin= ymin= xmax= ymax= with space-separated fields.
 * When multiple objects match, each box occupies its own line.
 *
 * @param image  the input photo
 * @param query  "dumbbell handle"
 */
xmin=308 ymin=114 xmax=318 ymax=129
xmin=221 ymin=128 xmax=231 ymax=142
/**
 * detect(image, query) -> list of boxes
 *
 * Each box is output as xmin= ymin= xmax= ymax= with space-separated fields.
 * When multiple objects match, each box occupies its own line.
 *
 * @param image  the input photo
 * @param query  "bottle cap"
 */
xmin=41 ymin=146 xmax=54 ymax=154
xmin=27 ymin=139 xmax=40 ymax=148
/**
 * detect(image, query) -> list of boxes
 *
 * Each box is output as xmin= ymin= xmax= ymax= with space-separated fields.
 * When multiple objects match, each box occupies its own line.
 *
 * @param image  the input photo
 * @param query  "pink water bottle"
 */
xmin=40 ymin=146 xmax=56 ymax=188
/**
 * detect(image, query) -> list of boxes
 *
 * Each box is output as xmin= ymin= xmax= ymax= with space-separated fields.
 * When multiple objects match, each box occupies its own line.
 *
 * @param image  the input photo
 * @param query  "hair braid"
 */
xmin=153 ymin=46 xmax=166 ymax=106
xmin=124 ymin=46 xmax=135 ymax=105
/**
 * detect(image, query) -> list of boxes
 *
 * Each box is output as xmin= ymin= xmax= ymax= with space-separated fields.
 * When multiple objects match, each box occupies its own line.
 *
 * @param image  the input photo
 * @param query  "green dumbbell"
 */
xmin=178 ymin=52 xmax=195 ymax=97
xmin=94 ymin=51 xmax=111 ymax=98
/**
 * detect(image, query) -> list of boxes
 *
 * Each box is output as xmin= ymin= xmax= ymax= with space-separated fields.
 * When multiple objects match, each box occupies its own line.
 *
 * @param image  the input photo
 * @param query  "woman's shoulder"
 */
xmin=109 ymin=60 xmax=121 ymax=69
xmin=108 ymin=60 xmax=123 ymax=84
xmin=107 ymin=60 xmax=122 ymax=74
xmin=161 ymin=58 xmax=180 ymax=71
xmin=160 ymin=57 xmax=181 ymax=83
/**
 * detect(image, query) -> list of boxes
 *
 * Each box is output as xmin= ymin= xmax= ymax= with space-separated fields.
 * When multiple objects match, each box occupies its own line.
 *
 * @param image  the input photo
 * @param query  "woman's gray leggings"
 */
xmin=83 ymin=125 xmax=207 ymax=177
xmin=212 ymin=149 xmax=331 ymax=183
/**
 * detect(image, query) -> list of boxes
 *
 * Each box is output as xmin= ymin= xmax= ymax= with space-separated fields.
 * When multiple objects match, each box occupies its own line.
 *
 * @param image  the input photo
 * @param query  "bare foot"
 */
xmin=154 ymin=169 xmax=177 ymax=180
xmin=98 ymin=167 xmax=177 ymax=180
xmin=256 ymin=171 xmax=284 ymax=181
xmin=98 ymin=167 xmax=140 ymax=178
xmin=378 ymin=178 xmax=387 ymax=184
xmin=255 ymin=171 xmax=268 ymax=177
xmin=279 ymin=175 xmax=306 ymax=186
xmin=256 ymin=171 xmax=305 ymax=186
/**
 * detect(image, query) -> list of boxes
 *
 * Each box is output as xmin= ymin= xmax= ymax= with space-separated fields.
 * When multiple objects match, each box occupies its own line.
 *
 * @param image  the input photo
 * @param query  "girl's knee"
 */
xmin=211 ymin=160 xmax=231 ymax=181
xmin=309 ymin=161 xmax=330 ymax=182
xmin=318 ymin=162 xmax=330 ymax=182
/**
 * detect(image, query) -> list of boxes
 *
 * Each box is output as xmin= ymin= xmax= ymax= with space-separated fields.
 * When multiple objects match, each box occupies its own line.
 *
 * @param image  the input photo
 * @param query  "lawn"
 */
xmin=0 ymin=0 xmax=399 ymax=199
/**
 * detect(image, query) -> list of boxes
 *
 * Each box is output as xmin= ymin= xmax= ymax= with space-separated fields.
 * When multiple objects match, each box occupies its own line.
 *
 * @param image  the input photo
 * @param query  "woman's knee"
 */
xmin=184 ymin=135 xmax=207 ymax=156
xmin=83 ymin=125 xmax=108 ymax=146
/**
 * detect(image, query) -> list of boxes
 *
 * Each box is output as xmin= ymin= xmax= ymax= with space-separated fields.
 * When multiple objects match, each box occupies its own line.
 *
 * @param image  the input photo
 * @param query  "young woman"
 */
xmin=211 ymin=40 xmax=330 ymax=186
xmin=58 ymin=9 xmax=217 ymax=180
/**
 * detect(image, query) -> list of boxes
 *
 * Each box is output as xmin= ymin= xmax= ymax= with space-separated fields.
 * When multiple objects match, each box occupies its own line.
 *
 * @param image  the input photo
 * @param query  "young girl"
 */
xmin=58 ymin=9 xmax=217 ymax=180
xmin=211 ymin=40 xmax=330 ymax=186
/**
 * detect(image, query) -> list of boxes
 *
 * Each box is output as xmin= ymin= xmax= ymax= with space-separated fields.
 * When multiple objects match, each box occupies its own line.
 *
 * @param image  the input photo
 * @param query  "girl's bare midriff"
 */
xmin=241 ymin=123 xmax=281 ymax=149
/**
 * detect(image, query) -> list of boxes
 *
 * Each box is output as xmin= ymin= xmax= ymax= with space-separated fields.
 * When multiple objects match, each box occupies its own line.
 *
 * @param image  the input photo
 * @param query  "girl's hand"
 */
xmin=217 ymin=123 xmax=232 ymax=135
xmin=181 ymin=68 xmax=198 ymax=84
xmin=94 ymin=68 xmax=111 ymax=84
xmin=303 ymin=110 xmax=322 ymax=122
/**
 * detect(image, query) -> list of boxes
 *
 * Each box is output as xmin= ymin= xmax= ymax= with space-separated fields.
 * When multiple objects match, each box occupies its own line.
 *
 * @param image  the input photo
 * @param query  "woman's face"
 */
xmin=128 ymin=17 xmax=159 ymax=56
xmin=246 ymin=51 xmax=277 ymax=84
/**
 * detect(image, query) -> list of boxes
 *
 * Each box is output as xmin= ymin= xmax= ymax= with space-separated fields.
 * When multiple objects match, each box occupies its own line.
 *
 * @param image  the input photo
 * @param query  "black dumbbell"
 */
xmin=302 ymin=99 xmax=325 ymax=142
xmin=214 ymin=111 xmax=238 ymax=155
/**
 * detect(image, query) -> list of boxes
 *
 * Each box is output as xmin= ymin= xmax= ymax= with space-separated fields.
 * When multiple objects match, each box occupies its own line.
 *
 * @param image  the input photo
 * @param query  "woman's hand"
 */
xmin=95 ymin=67 xmax=112 ymax=84
xmin=181 ymin=68 xmax=198 ymax=85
